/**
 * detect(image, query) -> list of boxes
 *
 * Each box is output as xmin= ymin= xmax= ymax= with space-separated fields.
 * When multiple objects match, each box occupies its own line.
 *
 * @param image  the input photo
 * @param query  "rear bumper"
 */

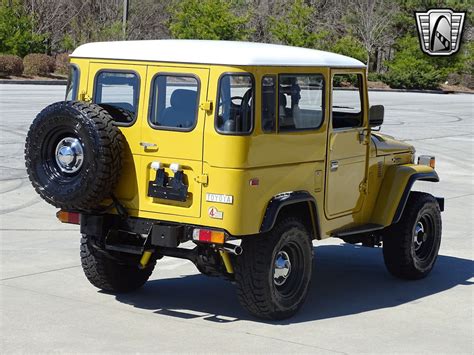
xmin=80 ymin=213 xmax=193 ymax=248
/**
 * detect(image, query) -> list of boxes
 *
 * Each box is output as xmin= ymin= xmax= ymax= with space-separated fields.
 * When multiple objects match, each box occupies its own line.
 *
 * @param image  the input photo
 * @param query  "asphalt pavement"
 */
xmin=0 ymin=84 xmax=473 ymax=353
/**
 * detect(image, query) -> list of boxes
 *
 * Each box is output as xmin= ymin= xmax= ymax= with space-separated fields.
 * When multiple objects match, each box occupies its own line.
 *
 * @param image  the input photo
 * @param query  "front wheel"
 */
xmin=383 ymin=192 xmax=442 ymax=280
xmin=234 ymin=217 xmax=313 ymax=320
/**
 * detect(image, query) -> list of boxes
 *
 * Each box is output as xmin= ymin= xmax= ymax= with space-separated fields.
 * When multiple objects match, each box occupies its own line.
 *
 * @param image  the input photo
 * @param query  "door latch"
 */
xmin=194 ymin=174 xmax=209 ymax=185
xmin=330 ymin=161 xmax=339 ymax=171
xmin=199 ymin=100 xmax=213 ymax=113
xmin=194 ymin=174 xmax=208 ymax=185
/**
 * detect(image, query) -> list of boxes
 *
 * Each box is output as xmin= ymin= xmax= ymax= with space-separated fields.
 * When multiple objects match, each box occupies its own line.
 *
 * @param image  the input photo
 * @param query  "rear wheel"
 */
xmin=383 ymin=192 xmax=442 ymax=279
xmin=234 ymin=217 xmax=313 ymax=320
xmin=80 ymin=235 xmax=155 ymax=293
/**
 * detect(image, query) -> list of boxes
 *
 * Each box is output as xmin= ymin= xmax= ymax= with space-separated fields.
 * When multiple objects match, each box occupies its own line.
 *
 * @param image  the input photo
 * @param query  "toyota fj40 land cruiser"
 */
xmin=24 ymin=40 xmax=443 ymax=320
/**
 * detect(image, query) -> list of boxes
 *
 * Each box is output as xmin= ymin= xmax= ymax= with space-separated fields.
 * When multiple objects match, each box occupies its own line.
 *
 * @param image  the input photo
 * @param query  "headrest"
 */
xmin=170 ymin=89 xmax=197 ymax=108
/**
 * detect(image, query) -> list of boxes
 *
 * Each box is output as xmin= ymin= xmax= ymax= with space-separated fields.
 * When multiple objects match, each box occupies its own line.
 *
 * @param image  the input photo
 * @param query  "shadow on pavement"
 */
xmin=115 ymin=244 xmax=473 ymax=324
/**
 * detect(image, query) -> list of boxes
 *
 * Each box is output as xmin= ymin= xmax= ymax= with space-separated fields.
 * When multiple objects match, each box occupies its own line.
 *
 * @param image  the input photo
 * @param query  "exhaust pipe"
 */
xmin=219 ymin=243 xmax=243 ymax=256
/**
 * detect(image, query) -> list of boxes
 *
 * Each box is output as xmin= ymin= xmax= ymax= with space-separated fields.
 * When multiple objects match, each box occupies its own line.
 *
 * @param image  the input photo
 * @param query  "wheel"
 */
xmin=234 ymin=217 xmax=313 ymax=320
xmin=383 ymin=192 xmax=442 ymax=280
xmin=80 ymin=235 xmax=155 ymax=293
xmin=25 ymin=101 xmax=123 ymax=211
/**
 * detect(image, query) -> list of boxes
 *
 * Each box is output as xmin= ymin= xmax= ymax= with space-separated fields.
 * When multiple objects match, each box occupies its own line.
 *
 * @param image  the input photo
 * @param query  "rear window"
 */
xmin=216 ymin=74 xmax=254 ymax=134
xmin=149 ymin=75 xmax=199 ymax=130
xmin=65 ymin=65 xmax=79 ymax=101
xmin=94 ymin=71 xmax=139 ymax=125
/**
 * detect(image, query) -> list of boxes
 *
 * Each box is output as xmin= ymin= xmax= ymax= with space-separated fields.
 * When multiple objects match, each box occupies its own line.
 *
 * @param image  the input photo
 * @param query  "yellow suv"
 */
xmin=24 ymin=40 xmax=444 ymax=320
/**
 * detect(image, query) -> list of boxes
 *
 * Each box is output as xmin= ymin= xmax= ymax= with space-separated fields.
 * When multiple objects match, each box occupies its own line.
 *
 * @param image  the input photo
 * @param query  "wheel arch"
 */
xmin=371 ymin=164 xmax=442 ymax=227
xmin=260 ymin=190 xmax=321 ymax=239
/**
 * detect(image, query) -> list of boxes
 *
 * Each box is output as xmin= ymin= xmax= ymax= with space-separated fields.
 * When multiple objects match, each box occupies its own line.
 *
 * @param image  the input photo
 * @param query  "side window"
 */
xmin=332 ymin=74 xmax=363 ymax=129
xmin=261 ymin=75 xmax=276 ymax=133
xmin=278 ymin=74 xmax=324 ymax=132
xmin=216 ymin=74 xmax=254 ymax=134
xmin=149 ymin=75 xmax=199 ymax=130
xmin=94 ymin=71 xmax=139 ymax=124
xmin=65 ymin=65 xmax=79 ymax=101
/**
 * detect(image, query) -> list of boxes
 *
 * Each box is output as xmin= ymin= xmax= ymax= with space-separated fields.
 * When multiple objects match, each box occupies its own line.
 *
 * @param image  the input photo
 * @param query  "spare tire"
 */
xmin=25 ymin=101 xmax=123 ymax=211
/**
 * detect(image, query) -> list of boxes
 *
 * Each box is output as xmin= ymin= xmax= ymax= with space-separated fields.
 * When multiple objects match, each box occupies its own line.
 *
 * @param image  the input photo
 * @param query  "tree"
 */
xmin=344 ymin=0 xmax=398 ymax=70
xmin=0 ymin=0 xmax=45 ymax=56
xmin=269 ymin=0 xmax=331 ymax=49
xmin=169 ymin=0 xmax=250 ymax=40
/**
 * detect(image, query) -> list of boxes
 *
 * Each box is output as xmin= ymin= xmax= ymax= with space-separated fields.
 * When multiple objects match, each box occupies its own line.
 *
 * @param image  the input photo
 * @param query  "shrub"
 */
xmin=23 ymin=53 xmax=55 ymax=76
xmin=0 ymin=54 xmax=24 ymax=76
xmin=55 ymin=53 xmax=70 ymax=75
xmin=382 ymin=36 xmax=443 ymax=90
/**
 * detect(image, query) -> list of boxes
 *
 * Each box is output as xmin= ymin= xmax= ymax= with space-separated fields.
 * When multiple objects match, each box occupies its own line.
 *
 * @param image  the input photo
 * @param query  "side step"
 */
xmin=331 ymin=223 xmax=384 ymax=237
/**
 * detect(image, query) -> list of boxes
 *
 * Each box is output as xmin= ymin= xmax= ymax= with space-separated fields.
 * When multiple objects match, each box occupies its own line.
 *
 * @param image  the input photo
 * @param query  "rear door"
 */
xmin=88 ymin=62 xmax=147 ymax=211
xmin=138 ymin=66 xmax=209 ymax=218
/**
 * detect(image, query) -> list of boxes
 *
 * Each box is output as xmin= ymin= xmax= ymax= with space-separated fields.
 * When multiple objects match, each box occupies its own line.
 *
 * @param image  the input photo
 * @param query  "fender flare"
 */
xmin=260 ymin=190 xmax=321 ymax=238
xmin=392 ymin=171 xmax=441 ymax=224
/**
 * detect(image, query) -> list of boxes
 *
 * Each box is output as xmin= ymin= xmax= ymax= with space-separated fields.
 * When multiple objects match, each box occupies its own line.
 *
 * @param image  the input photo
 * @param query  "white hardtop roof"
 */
xmin=71 ymin=40 xmax=366 ymax=68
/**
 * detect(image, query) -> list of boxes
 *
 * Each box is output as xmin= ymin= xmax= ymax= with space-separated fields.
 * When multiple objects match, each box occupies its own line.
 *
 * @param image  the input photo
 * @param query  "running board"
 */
xmin=331 ymin=223 xmax=384 ymax=237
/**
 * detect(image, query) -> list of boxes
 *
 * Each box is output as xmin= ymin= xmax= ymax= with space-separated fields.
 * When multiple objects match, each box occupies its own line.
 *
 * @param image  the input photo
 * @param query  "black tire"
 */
xmin=25 ymin=101 xmax=123 ymax=211
xmin=234 ymin=217 xmax=313 ymax=320
xmin=80 ymin=236 xmax=155 ymax=293
xmin=383 ymin=191 xmax=442 ymax=280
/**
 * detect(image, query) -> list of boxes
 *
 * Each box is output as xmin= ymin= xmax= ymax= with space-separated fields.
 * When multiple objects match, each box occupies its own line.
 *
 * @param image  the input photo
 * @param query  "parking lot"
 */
xmin=0 ymin=84 xmax=472 ymax=353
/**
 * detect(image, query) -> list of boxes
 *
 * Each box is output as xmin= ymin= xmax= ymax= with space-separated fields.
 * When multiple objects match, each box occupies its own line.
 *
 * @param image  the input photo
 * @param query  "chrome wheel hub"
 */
xmin=274 ymin=250 xmax=292 ymax=286
xmin=413 ymin=221 xmax=426 ymax=251
xmin=55 ymin=137 xmax=84 ymax=174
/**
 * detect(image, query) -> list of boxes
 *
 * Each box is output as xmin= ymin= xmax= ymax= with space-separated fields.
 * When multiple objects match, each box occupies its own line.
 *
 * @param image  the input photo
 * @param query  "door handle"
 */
xmin=330 ymin=160 xmax=339 ymax=171
xmin=140 ymin=142 xmax=158 ymax=151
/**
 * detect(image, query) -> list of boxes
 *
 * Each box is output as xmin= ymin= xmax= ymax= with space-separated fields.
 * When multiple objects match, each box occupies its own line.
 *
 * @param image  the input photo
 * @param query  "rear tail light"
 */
xmin=192 ymin=229 xmax=225 ymax=244
xmin=56 ymin=210 xmax=80 ymax=224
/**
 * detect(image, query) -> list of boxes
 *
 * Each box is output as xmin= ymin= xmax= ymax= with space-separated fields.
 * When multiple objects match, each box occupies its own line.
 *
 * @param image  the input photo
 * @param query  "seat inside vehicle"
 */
xmin=159 ymin=89 xmax=197 ymax=128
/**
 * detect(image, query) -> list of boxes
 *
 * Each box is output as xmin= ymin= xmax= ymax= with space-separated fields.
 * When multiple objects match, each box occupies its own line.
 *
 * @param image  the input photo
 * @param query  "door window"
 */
xmin=278 ymin=74 xmax=324 ymax=131
xmin=94 ymin=71 xmax=139 ymax=125
xmin=261 ymin=75 xmax=276 ymax=133
xmin=332 ymin=74 xmax=363 ymax=129
xmin=149 ymin=75 xmax=199 ymax=131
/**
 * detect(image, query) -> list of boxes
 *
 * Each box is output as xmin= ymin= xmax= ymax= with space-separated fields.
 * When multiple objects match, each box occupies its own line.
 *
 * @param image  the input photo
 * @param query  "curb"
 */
xmin=0 ymin=79 xmax=67 ymax=85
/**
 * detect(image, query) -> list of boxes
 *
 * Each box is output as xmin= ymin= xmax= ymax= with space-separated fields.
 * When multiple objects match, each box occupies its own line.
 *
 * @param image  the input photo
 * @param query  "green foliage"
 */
xmin=23 ymin=53 xmax=55 ymax=76
xmin=169 ymin=0 xmax=249 ymax=40
xmin=269 ymin=0 xmax=330 ymax=49
xmin=0 ymin=1 xmax=46 ymax=57
xmin=382 ymin=36 xmax=443 ymax=89
xmin=0 ymin=54 xmax=23 ymax=76
xmin=331 ymin=35 xmax=367 ymax=62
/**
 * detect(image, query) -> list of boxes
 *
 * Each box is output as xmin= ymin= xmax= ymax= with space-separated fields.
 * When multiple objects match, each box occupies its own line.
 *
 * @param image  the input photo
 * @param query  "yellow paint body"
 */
xmin=70 ymin=58 xmax=438 ymax=238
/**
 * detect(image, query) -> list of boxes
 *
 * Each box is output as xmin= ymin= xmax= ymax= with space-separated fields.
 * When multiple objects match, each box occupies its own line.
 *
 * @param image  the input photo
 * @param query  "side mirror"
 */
xmin=369 ymin=105 xmax=384 ymax=127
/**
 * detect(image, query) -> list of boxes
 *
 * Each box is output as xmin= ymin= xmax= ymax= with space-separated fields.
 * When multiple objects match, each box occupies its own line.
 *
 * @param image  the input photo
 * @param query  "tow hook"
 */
xmin=139 ymin=249 xmax=154 ymax=269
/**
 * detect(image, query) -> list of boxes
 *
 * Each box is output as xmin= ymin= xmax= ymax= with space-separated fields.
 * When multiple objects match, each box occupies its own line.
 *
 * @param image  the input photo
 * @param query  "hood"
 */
xmin=371 ymin=133 xmax=415 ymax=156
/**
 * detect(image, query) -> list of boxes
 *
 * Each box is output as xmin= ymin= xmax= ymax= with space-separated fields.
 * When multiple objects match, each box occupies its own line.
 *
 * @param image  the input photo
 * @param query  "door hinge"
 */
xmin=359 ymin=180 xmax=368 ymax=194
xmin=195 ymin=174 xmax=208 ymax=185
xmin=79 ymin=91 xmax=92 ymax=102
xmin=199 ymin=100 xmax=213 ymax=113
